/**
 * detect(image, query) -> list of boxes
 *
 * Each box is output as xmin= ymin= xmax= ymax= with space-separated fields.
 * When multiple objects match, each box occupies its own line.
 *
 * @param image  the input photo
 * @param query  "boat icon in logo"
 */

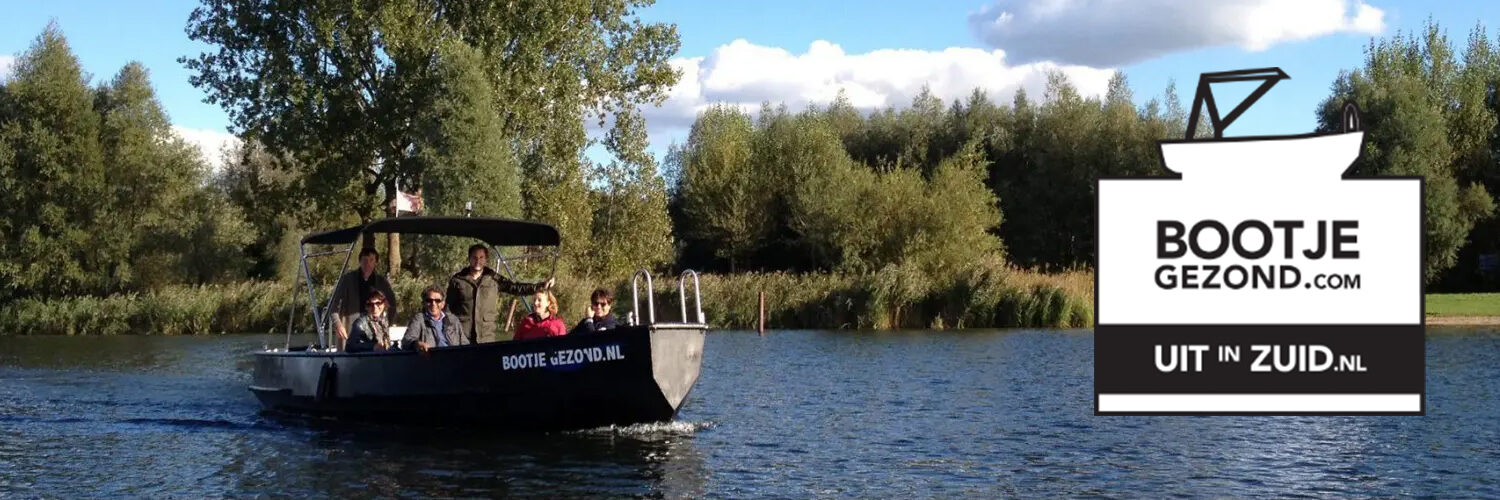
xmin=1094 ymin=68 xmax=1425 ymax=415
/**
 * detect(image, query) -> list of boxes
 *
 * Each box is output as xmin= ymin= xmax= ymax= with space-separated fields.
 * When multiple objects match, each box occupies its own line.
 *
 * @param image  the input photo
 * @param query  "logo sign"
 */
xmin=1094 ymin=68 xmax=1424 ymax=415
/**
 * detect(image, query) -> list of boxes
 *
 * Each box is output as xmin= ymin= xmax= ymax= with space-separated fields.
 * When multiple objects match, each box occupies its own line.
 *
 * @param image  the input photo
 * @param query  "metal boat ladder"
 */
xmin=630 ymin=269 xmax=707 ymax=327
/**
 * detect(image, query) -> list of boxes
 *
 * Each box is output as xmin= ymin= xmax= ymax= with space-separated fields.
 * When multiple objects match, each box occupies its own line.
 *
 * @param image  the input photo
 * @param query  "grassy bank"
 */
xmin=0 ymin=262 xmax=1093 ymax=335
xmin=1425 ymin=293 xmax=1500 ymax=317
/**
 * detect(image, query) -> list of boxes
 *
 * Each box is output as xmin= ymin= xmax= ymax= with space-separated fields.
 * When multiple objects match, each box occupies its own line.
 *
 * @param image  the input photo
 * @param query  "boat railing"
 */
xmin=678 ymin=269 xmax=705 ymax=324
xmin=631 ymin=268 xmax=708 ymax=328
xmin=630 ymin=269 xmax=655 ymax=326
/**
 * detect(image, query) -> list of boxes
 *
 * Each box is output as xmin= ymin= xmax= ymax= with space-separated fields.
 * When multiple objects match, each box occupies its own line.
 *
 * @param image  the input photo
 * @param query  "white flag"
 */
xmin=393 ymin=190 xmax=423 ymax=215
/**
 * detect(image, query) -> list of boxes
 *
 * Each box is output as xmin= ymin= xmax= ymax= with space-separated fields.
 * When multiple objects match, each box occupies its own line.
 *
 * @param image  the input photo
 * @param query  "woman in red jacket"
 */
xmin=515 ymin=290 xmax=567 ymax=340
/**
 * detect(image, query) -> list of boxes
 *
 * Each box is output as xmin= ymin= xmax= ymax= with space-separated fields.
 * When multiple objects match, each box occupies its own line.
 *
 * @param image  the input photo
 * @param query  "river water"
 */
xmin=1 ymin=329 xmax=1497 ymax=498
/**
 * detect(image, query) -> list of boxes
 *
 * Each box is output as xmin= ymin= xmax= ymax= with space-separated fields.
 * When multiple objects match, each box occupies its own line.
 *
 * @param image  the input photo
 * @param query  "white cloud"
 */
xmin=967 ymin=0 xmax=1386 ymax=67
xmin=639 ymin=39 xmax=1115 ymax=151
xmin=0 ymin=55 xmax=14 ymax=81
xmin=171 ymin=125 xmax=241 ymax=173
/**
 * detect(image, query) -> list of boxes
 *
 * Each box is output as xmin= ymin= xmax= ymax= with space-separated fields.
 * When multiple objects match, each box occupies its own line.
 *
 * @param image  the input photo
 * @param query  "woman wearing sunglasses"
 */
xmin=569 ymin=288 xmax=618 ymax=336
xmin=345 ymin=289 xmax=393 ymax=352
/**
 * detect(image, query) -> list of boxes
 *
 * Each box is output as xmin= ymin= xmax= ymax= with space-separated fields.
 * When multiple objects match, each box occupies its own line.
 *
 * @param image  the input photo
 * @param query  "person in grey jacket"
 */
xmin=404 ymin=286 xmax=468 ymax=352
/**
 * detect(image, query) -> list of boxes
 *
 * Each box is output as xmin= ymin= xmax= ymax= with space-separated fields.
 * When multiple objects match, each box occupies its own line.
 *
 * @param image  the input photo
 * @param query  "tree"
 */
xmin=753 ymin=108 xmax=854 ymax=270
xmin=0 ymin=24 xmax=110 ymax=299
xmin=1444 ymin=24 xmax=1500 ymax=290
xmin=403 ymin=41 xmax=523 ymax=276
xmin=213 ymin=139 xmax=311 ymax=281
xmin=1317 ymin=22 xmax=1497 ymax=283
xmin=95 ymin=62 xmax=208 ymax=289
xmin=588 ymin=108 xmax=673 ymax=280
xmin=183 ymin=0 xmax=681 ymax=275
xmin=669 ymin=105 xmax=761 ymax=272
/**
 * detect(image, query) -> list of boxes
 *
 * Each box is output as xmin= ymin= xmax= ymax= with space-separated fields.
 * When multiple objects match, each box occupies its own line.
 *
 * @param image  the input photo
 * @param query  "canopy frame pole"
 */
xmin=323 ymin=241 xmax=356 ymax=349
xmin=300 ymin=241 xmax=356 ymax=349
xmin=494 ymin=247 xmax=535 ymax=315
xmin=299 ymin=243 xmax=322 ymax=347
xmin=285 ymin=263 xmax=300 ymax=350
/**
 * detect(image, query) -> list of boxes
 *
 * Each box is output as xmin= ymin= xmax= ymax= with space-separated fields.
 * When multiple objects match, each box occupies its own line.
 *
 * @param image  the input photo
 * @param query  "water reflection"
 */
xmin=216 ymin=416 xmax=711 ymax=498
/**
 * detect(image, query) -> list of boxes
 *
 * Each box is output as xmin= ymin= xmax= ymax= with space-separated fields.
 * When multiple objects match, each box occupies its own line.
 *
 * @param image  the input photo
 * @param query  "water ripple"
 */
xmin=0 ymin=330 xmax=1497 ymax=498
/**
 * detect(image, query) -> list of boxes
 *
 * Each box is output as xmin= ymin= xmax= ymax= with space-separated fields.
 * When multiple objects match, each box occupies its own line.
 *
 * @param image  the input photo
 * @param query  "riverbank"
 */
xmin=1426 ymin=315 xmax=1500 ymax=326
xmin=1426 ymin=293 xmax=1500 ymax=325
xmin=0 ymin=263 xmax=1094 ymax=335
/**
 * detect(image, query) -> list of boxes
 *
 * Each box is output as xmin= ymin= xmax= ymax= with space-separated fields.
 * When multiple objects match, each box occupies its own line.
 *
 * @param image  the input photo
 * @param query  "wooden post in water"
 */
xmin=504 ymin=298 xmax=518 ymax=333
xmin=758 ymin=290 xmax=766 ymax=336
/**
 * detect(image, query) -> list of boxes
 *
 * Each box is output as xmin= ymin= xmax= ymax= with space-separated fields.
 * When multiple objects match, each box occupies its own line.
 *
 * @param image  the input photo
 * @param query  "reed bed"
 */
xmin=0 ymin=264 xmax=1095 ymax=335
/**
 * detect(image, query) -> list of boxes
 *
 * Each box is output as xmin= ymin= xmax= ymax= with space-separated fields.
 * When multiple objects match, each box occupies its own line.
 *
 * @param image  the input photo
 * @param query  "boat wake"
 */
xmin=569 ymin=420 xmax=716 ymax=438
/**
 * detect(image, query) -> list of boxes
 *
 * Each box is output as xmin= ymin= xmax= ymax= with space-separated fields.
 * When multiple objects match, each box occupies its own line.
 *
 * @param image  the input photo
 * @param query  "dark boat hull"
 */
xmin=250 ymin=325 xmax=705 ymax=431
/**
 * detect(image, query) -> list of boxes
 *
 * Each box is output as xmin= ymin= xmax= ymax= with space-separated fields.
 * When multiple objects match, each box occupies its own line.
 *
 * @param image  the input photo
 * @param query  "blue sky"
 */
xmin=1 ymin=0 xmax=1497 ymax=168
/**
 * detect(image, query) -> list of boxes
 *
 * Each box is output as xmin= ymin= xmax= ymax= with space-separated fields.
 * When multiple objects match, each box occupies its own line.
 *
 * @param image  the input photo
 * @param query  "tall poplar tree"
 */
xmin=0 ymin=25 xmax=110 ymax=299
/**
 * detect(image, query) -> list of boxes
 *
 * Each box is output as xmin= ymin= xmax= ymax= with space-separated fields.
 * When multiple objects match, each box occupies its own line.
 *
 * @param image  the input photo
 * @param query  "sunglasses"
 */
xmin=592 ymin=302 xmax=610 ymax=308
xmin=366 ymin=300 xmax=384 ymax=306
xmin=424 ymin=297 xmax=444 ymax=304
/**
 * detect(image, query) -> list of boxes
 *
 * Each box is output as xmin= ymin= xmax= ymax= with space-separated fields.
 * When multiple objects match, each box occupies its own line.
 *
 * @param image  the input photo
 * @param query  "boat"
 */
xmin=249 ymin=216 xmax=708 ymax=431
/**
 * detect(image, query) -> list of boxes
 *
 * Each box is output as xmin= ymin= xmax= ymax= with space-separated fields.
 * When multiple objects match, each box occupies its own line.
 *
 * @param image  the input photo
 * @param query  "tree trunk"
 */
xmin=359 ymin=205 xmax=377 ymax=252
xmin=388 ymin=232 xmax=401 ymax=277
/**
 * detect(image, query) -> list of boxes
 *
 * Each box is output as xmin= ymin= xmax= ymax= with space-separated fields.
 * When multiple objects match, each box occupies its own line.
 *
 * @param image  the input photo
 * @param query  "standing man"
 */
xmin=446 ymin=244 xmax=555 ymax=344
xmin=329 ymin=248 xmax=398 ymax=351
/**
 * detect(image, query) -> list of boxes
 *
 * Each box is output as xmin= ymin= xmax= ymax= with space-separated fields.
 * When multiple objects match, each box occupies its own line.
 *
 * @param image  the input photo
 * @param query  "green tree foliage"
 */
xmin=1317 ymin=21 xmax=1498 ymax=284
xmin=990 ymin=71 xmax=1181 ymax=270
xmin=136 ymin=189 xmax=256 ymax=287
xmin=95 ymin=62 xmax=216 ymax=289
xmin=402 ymin=42 xmax=524 ymax=277
xmin=751 ymin=106 xmax=856 ymax=270
xmin=587 ymin=108 xmax=674 ymax=280
xmin=667 ymin=104 xmax=762 ymax=272
xmin=673 ymin=100 xmax=1005 ymax=275
xmin=0 ymin=24 xmax=250 ymax=302
xmin=0 ymin=25 xmax=111 ymax=299
xmin=183 ymin=0 xmax=681 ymax=277
xmin=212 ymin=140 xmax=311 ymax=281
xmin=671 ymin=68 xmax=1207 ymax=275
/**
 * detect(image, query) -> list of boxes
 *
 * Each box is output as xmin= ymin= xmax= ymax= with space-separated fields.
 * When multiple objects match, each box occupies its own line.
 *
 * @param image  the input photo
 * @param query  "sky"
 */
xmin=1 ymin=0 xmax=1498 ymax=171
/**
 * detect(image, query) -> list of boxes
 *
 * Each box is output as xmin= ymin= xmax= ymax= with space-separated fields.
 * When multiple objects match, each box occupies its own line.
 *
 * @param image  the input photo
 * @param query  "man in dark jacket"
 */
xmin=404 ymin=286 xmax=467 ymax=351
xmin=446 ymin=244 xmax=554 ymax=344
xmin=569 ymin=288 xmax=619 ymax=335
xmin=329 ymin=248 xmax=397 ymax=351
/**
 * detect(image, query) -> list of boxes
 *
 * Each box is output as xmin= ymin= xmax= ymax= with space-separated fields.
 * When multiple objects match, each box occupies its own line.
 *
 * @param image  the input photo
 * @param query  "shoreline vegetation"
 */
xmin=8 ymin=277 xmax=1498 ymax=336
xmin=4 ymin=18 xmax=1499 ymax=335
xmin=0 ymin=265 xmax=1094 ymax=336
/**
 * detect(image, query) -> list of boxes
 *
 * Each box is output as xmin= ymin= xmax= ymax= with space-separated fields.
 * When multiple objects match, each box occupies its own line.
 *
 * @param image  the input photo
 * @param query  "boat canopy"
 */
xmin=300 ymin=216 xmax=560 ymax=247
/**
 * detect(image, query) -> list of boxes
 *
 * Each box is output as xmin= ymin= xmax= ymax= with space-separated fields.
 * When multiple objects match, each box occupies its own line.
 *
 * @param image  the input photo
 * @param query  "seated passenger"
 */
xmin=569 ymin=288 xmax=618 ymax=335
xmin=514 ymin=290 xmax=566 ymax=340
xmin=345 ymin=290 xmax=392 ymax=353
xmin=403 ymin=286 xmax=468 ymax=352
